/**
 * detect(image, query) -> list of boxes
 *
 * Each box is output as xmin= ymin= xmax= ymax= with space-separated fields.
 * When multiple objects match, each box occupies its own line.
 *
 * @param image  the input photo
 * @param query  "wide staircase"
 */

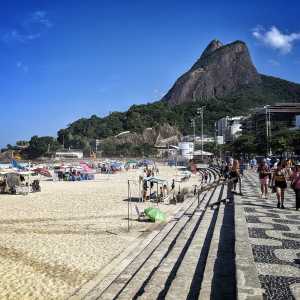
xmin=69 ymin=168 xmax=299 ymax=300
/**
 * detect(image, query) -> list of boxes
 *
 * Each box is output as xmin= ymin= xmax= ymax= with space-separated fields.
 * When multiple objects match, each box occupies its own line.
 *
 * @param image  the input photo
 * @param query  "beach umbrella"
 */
xmin=34 ymin=168 xmax=52 ymax=178
xmin=144 ymin=207 xmax=166 ymax=222
xmin=127 ymin=159 xmax=138 ymax=164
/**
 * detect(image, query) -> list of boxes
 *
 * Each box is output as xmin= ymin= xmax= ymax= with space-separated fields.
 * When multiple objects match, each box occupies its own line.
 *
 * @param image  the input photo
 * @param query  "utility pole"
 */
xmin=265 ymin=105 xmax=272 ymax=156
xmin=197 ymin=107 xmax=205 ymax=161
xmin=190 ymin=118 xmax=196 ymax=157
xmin=268 ymin=107 xmax=272 ymax=156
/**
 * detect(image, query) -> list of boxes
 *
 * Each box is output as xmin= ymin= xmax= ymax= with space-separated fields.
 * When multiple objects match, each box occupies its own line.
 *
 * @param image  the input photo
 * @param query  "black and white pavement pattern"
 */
xmin=242 ymin=172 xmax=300 ymax=300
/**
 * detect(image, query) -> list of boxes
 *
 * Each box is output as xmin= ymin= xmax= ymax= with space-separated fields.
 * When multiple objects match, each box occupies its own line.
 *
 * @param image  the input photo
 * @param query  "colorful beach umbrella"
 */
xmin=34 ymin=168 xmax=52 ymax=178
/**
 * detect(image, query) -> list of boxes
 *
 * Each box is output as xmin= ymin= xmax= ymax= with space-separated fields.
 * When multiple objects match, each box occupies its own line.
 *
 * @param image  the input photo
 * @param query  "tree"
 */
xmin=26 ymin=136 xmax=61 ymax=158
xmin=16 ymin=140 xmax=29 ymax=146
xmin=271 ymin=129 xmax=295 ymax=155
xmin=231 ymin=134 xmax=257 ymax=156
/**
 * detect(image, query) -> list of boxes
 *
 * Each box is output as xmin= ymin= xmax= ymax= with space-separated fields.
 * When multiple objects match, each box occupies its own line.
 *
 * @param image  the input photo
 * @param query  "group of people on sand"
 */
xmin=257 ymin=159 xmax=300 ymax=210
xmin=143 ymin=166 xmax=159 ymax=177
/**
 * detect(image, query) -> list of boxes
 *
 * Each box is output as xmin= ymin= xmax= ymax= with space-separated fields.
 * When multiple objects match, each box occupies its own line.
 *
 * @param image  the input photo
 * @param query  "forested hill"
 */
xmin=57 ymin=74 xmax=300 ymax=150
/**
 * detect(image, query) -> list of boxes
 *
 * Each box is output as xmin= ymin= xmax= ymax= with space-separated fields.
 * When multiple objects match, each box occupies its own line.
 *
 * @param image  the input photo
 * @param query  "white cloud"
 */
xmin=16 ymin=61 xmax=29 ymax=73
xmin=24 ymin=10 xmax=53 ymax=29
xmin=2 ymin=10 xmax=52 ymax=44
xmin=3 ymin=30 xmax=41 ymax=43
xmin=252 ymin=26 xmax=300 ymax=53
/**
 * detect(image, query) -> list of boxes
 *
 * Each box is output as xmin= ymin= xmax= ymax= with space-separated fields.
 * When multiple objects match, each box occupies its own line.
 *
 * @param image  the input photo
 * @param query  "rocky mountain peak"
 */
xmin=200 ymin=39 xmax=223 ymax=59
xmin=162 ymin=39 xmax=261 ymax=105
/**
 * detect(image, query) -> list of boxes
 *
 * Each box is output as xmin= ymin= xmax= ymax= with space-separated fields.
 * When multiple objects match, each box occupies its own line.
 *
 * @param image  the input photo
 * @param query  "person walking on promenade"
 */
xmin=291 ymin=162 xmax=300 ymax=211
xmin=240 ymin=159 xmax=245 ymax=177
xmin=258 ymin=159 xmax=271 ymax=198
xmin=271 ymin=161 xmax=288 ymax=209
xmin=230 ymin=159 xmax=242 ymax=195
xmin=250 ymin=157 xmax=257 ymax=170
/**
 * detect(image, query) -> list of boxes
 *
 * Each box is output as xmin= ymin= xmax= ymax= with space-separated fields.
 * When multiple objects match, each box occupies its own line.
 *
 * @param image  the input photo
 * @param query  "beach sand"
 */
xmin=0 ymin=164 xmax=200 ymax=299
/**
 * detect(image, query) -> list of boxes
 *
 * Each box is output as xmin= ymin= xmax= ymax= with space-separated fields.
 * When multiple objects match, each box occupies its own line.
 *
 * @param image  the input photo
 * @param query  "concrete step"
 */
xmin=78 ymin=196 xmax=198 ymax=300
xmin=98 ymin=190 xmax=214 ymax=299
xmin=136 ymin=186 xmax=222 ymax=299
xmin=198 ymin=184 xmax=238 ymax=300
xmin=165 ymin=185 xmax=224 ymax=300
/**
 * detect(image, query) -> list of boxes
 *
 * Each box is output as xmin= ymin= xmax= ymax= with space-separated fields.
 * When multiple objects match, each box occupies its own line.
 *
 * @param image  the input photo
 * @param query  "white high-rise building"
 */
xmin=216 ymin=116 xmax=244 ymax=144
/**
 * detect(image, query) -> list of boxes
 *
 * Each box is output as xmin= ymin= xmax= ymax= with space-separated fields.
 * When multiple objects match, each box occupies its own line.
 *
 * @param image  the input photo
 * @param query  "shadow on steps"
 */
xmin=210 ymin=202 xmax=236 ymax=300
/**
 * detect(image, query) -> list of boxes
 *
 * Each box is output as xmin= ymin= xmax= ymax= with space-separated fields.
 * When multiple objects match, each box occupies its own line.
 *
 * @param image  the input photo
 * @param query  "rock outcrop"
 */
xmin=102 ymin=123 xmax=181 ymax=146
xmin=162 ymin=40 xmax=261 ymax=105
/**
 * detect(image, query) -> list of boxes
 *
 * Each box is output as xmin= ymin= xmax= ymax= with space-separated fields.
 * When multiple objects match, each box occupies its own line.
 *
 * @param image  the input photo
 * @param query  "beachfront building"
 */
xmin=178 ymin=142 xmax=194 ymax=160
xmin=242 ymin=103 xmax=300 ymax=133
xmin=216 ymin=116 xmax=244 ymax=144
xmin=182 ymin=135 xmax=214 ymax=144
xmin=154 ymin=135 xmax=180 ymax=158
xmin=55 ymin=149 xmax=83 ymax=159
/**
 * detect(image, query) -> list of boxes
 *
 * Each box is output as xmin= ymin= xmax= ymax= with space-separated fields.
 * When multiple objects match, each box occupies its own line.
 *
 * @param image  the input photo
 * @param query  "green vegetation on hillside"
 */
xmin=2 ymin=74 xmax=299 ymax=159
xmin=57 ymin=75 xmax=300 ymax=147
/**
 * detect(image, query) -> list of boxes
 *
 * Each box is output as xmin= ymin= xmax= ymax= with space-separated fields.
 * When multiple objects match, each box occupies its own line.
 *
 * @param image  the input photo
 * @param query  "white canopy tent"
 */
xmin=193 ymin=150 xmax=213 ymax=156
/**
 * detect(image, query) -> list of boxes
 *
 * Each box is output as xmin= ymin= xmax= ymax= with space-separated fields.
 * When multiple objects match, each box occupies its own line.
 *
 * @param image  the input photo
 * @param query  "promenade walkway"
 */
xmin=69 ymin=169 xmax=300 ymax=300
xmin=241 ymin=171 xmax=300 ymax=299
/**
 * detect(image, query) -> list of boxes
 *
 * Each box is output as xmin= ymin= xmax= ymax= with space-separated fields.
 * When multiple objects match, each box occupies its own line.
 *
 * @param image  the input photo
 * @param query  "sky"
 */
xmin=1 ymin=0 xmax=300 ymax=147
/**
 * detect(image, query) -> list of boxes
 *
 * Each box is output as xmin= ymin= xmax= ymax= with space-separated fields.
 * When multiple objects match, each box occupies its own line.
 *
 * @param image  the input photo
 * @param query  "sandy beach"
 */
xmin=0 ymin=164 xmax=199 ymax=299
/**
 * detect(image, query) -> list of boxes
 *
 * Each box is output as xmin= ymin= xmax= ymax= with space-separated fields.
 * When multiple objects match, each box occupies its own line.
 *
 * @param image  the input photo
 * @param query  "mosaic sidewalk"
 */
xmin=241 ymin=172 xmax=300 ymax=300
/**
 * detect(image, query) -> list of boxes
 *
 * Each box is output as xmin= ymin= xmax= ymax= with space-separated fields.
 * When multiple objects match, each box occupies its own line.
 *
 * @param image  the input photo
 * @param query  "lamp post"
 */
xmin=197 ymin=107 xmax=205 ymax=161
xmin=190 ymin=118 xmax=196 ymax=157
xmin=264 ymin=105 xmax=272 ymax=156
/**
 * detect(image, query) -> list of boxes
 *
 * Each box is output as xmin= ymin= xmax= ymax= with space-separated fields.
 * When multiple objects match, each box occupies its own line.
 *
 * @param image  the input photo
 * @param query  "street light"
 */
xmin=197 ymin=106 xmax=205 ymax=161
xmin=264 ymin=105 xmax=272 ymax=156
xmin=190 ymin=118 xmax=196 ymax=143
xmin=190 ymin=118 xmax=196 ymax=158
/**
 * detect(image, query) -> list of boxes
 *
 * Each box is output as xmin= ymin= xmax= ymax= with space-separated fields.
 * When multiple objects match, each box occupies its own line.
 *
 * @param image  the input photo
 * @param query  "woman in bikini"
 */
xmin=257 ymin=159 xmax=271 ymax=199
xmin=271 ymin=161 xmax=288 ymax=209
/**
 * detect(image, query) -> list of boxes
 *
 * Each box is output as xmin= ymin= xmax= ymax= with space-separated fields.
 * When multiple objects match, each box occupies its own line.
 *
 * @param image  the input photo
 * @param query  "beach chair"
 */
xmin=135 ymin=205 xmax=146 ymax=221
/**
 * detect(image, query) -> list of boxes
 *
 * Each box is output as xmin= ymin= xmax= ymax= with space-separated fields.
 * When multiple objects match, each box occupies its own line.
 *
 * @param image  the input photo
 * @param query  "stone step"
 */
xmin=198 ymin=184 xmax=239 ymax=300
xmin=165 ymin=184 xmax=224 ymax=300
xmin=98 ymin=190 xmax=215 ymax=299
xmin=136 ymin=185 xmax=223 ymax=299
xmin=78 ymin=196 xmax=198 ymax=300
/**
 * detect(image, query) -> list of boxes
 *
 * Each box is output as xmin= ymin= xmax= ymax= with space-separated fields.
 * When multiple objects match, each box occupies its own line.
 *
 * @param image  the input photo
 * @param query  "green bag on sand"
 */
xmin=144 ymin=207 xmax=166 ymax=222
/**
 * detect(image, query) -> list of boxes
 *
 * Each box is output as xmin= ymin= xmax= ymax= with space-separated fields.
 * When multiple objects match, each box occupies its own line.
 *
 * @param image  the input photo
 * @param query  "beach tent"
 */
xmin=11 ymin=160 xmax=25 ymax=170
xmin=139 ymin=159 xmax=154 ymax=166
xmin=127 ymin=159 xmax=138 ymax=164
xmin=143 ymin=176 xmax=169 ymax=203
xmin=193 ymin=150 xmax=213 ymax=156
xmin=110 ymin=162 xmax=123 ymax=170
xmin=143 ymin=176 xmax=167 ymax=184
